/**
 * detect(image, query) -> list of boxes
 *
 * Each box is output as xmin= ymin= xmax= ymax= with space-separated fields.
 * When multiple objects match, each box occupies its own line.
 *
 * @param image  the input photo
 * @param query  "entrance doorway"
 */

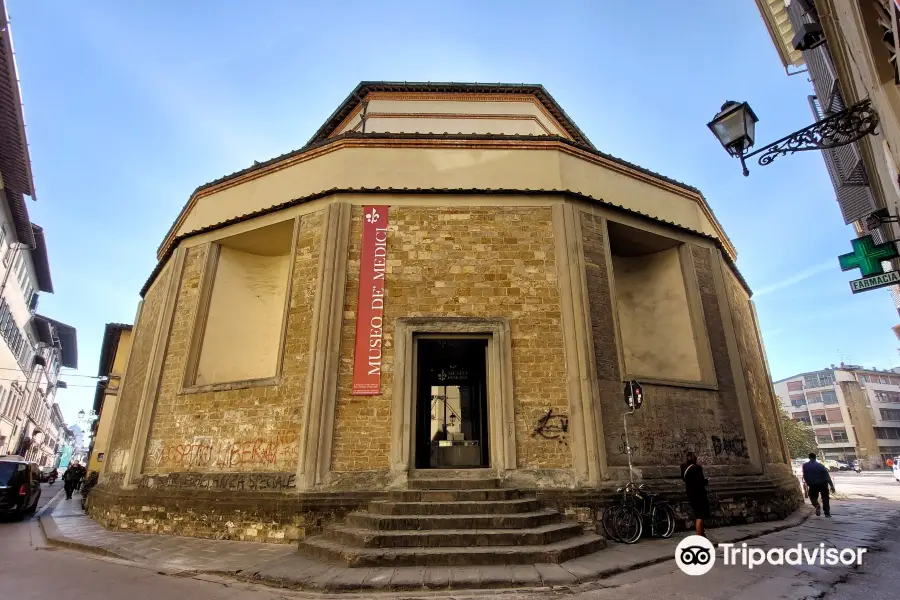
xmin=414 ymin=338 xmax=489 ymax=469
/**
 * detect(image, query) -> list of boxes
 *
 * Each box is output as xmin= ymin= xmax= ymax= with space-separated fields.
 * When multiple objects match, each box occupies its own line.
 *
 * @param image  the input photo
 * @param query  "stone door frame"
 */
xmin=389 ymin=317 xmax=517 ymax=479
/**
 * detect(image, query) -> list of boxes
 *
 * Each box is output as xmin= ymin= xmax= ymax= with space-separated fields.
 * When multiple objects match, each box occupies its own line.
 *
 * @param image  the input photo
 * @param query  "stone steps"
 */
xmin=388 ymin=488 xmax=520 ymax=502
xmin=346 ymin=508 xmax=563 ymax=531
xmin=324 ymin=521 xmax=584 ymax=548
xmin=407 ymin=477 xmax=501 ymax=490
xmin=368 ymin=498 xmax=543 ymax=515
xmin=301 ymin=532 xmax=606 ymax=567
xmin=297 ymin=477 xmax=606 ymax=567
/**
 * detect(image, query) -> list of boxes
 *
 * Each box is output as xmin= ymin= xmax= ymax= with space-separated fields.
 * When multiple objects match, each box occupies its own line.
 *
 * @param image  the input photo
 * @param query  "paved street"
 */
xmin=556 ymin=473 xmax=900 ymax=600
xmin=0 ymin=484 xmax=302 ymax=600
xmin=830 ymin=471 xmax=900 ymax=501
xmin=0 ymin=475 xmax=897 ymax=599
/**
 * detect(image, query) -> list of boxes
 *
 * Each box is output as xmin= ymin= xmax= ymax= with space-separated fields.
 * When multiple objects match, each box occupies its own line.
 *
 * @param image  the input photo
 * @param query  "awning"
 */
xmin=33 ymin=314 xmax=78 ymax=369
xmin=30 ymin=224 xmax=52 ymax=293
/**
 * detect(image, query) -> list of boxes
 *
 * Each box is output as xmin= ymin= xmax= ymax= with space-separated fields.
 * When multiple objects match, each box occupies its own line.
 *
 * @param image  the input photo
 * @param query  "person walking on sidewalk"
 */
xmin=73 ymin=462 xmax=86 ymax=491
xmin=681 ymin=451 xmax=710 ymax=537
xmin=62 ymin=462 xmax=84 ymax=500
xmin=62 ymin=464 xmax=77 ymax=499
xmin=802 ymin=453 xmax=835 ymax=517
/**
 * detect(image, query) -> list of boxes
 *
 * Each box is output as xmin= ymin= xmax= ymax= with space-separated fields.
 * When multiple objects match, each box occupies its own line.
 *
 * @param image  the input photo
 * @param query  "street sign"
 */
xmin=848 ymin=270 xmax=900 ymax=293
xmin=624 ymin=380 xmax=643 ymax=410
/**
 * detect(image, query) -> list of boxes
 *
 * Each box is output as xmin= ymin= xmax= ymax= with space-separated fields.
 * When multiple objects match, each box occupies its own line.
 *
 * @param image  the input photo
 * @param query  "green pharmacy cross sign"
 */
xmin=838 ymin=235 xmax=900 ymax=294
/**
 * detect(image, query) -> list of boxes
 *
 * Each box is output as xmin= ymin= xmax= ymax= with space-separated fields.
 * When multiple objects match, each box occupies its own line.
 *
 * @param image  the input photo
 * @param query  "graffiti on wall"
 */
xmin=612 ymin=424 xmax=748 ymax=465
xmin=147 ymin=435 xmax=299 ymax=470
xmin=616 ymin=433 xmax=635 ymax=456
xmin=711 ymin=435 xmax=749 ymax=459
xmin=532 ymin=408 xmax=568 ymax=444
xmin=139 ymin=471 xmax=296 ymax=491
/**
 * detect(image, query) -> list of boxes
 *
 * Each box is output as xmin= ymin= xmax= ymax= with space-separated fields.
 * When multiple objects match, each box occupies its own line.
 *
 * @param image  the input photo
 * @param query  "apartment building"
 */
xmin=753 ymin=1 xmax=900 ymax=328
xmin=0 ymin=0 xmax=77 ymax=463
xmin=774 ymin=365 xmax=900 ymax=466
xmin=87 ymin=323 xmax=132 ymax=473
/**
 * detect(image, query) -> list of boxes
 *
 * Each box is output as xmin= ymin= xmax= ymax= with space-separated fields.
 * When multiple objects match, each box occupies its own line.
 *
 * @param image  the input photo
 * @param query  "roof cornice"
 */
xmin=141 ymin=186 xmax=750 ymax=299
xmin=157 ymin=133 xmax=733 ymax=259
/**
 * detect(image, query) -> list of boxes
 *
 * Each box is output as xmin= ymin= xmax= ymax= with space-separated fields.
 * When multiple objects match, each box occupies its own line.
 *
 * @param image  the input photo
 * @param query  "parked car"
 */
xmin=0 ymin=455 xmax=42 ymax=518
xmin=40 ymin=466 xmax=57 ymax=484
xmin=835 ymin=461 xmax=851 ymax=471
xmin=822 ymin=459 xmax=840 ymax=471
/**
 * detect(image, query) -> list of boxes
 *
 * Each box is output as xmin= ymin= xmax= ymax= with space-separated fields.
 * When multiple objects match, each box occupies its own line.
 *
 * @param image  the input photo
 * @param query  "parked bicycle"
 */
xmin=601 ymin=482 xmax=676 ymax=544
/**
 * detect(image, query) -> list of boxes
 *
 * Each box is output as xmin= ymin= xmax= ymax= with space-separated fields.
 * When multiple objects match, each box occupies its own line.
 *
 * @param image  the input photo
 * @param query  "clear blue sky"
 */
xmin=8 ymin=1 xmax=899 ymax=423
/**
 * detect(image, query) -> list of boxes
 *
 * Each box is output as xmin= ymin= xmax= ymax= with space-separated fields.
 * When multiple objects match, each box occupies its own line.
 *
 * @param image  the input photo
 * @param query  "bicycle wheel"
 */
xmin=650 ymin=502 xmax=676 ymax=538
xmin=601 ymin=506 xmax=621 ymax=542
xmin=601 ymin=506 xmax=623 ymax=542
xmin=613 ymin=506 xmax=643 ymax=544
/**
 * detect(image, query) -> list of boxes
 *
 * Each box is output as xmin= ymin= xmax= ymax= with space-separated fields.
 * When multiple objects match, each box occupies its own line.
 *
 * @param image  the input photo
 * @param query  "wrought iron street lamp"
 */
xmin=708 ymin=99 xmax=879 ymax=176
xmin=77 ymin=409 xmax=98 ymax=424
xmin=708 ymin=101 xmax=758 ymax=158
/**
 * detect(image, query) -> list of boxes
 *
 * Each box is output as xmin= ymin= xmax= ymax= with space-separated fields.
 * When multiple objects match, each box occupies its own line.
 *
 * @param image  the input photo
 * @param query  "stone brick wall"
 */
xmin=539 ymin=470 xmax=800 ymax=532
xmin=105 ymin=263 xmax=172 ymax=476
xmin=140 ymin=210 xmax=323 ymax=475
xmin=724 ymin=266 xmax=786 ymax=465
xmin=581 ymin=212 xmax=750 ymax=469
xmin=88 ymin=481 xmax=374 ymax=543
xmin=331 ymin=204 xmax=570 ymax=472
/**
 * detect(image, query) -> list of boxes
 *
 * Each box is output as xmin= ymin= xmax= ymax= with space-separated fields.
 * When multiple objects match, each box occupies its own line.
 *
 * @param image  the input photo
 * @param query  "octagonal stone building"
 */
xmin=91 ymin=82 xmax=800 ymax=557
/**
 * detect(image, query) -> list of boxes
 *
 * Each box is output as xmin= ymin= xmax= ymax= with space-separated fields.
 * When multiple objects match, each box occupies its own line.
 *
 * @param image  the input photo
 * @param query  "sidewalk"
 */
xmin=41 ymin=495 xmax=295 ymax=572
xmin=40 ymin=491 xmax=878 ymax=594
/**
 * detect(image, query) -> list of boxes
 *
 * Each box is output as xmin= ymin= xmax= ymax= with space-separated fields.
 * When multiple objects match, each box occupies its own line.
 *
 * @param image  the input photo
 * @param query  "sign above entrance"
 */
xmin=436 ymin=368 xmax=469 ymax=385
xmin=624 ymin=380 xmax=643 ymax=410
xmin=351 ymin=206 xmax=389 ymax=396
xmin=839 ymin=235 xmax=899 ymax=294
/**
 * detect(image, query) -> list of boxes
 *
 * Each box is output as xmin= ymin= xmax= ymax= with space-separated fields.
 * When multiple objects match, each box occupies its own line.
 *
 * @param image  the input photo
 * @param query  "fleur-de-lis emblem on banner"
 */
xmin=365 ymin=208 xmax=380 ymax=224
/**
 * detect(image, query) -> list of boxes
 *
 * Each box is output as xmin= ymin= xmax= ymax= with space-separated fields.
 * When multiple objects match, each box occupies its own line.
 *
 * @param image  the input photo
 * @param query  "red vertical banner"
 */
xmin=351 ymin=206 xmax=389 ymax=395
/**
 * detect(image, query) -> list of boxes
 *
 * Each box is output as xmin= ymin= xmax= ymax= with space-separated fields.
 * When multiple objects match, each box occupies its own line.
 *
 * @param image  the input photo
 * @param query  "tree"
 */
xmin=780 ymin=408 xmax=817 ymax=459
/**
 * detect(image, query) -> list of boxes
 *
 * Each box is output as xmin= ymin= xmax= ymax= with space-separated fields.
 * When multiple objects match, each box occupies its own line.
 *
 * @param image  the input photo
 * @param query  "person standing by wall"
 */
xmin=681 ymin=451 xmax=710 ymax=537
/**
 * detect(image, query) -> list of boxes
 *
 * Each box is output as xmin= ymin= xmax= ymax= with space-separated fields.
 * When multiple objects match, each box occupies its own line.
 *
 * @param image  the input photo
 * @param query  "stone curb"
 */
xmin=227 ymin=505 xmax=814 ymax=593
xmin=36 ymin=485 xmax=66 ymax=518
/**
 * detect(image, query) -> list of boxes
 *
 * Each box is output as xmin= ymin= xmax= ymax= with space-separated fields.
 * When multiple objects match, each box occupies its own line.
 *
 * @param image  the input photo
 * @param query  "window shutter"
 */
xmin=808 ymin=96 xmax=877 ymax=224
xmin=874 ymin=0 xmax=900 ymax=84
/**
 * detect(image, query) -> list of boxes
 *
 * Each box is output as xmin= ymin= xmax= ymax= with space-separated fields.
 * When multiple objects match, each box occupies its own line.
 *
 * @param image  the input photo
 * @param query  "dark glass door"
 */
xmin=415 ymin=338 xmax=489 ymax=469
